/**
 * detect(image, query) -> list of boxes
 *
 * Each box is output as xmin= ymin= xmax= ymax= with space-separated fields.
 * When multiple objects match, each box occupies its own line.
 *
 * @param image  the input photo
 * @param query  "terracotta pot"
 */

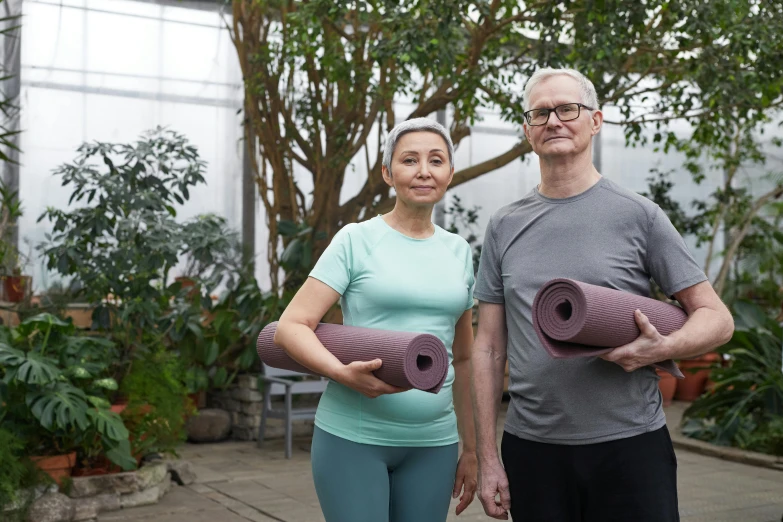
xmin=675 ymin=352 xmax=720 ymax=402
xmin=188 ymin=390 xmax=206 ymax=410
xmin=2 ymin=275 xmax=31 ymax=302
xmin=31 ymin=452 xmax=76 ymax=485
xmin=72 ymin=464 xmax=111 ymax=477
xmin=657 ymin=368 xmax=677 ymax=407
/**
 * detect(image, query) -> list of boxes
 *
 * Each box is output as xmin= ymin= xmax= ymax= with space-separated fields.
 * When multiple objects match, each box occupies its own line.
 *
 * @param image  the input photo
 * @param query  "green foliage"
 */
xmin=163 ymin=259 xmax=287 ymax=394
xmin=722 ymin=201 xmax=783 ymax=313
xmin=0 ymin=428 xmax=37 ymax=514
xmin=277 ymin=220 xmax=327 ymax=291
xmin=640 ymin=169 xmax=710 ymax=243
xmin=0 ymin=314 xmax=134 ymax=470
xmin=234 ymin=0 xmax=783 ymax=291
xmin=38 ymin=127 xmax=209 ymax=352
xmin=0 ymin=179 xmax=24 ymax=275
xmin=119 ymin=349 xmax=193 ymax=456
xmin=443 ymin=195 xmax=482 ymax=273
xmin=32 ymin=127 xmax=285 ymax=462
xmin=36 ymin=127 xmax=261 ymax=389
xmin=0 ymin=1 xmax=22 ymax=165
xmin=682 ymin=301 xmax=783 ymax=455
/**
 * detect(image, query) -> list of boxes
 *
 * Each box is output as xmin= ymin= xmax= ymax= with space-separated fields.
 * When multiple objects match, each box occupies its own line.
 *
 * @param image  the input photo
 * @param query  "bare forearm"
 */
xmin=273 ymin=320 xmax=345 ymax=380
xmin=471 ymin=349 xmax=506 ymax=462
xmin=453 ymin=359 xmax=476 ymax=453
xmin=663 ymin=307 xmax=734 ymax=360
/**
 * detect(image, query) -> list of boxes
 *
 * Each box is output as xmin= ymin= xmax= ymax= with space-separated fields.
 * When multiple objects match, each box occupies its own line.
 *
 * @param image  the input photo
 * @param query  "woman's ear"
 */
xmin=381 ymin=165 xmax=394 ymax=188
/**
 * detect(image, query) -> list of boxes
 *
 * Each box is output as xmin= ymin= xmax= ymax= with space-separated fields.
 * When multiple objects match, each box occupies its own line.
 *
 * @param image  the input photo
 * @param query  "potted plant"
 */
xmin=682 ymin=301 xmax=783 ymax=454
xmin=119 ymin=347 xmax=193 ymax=459
xmin=0 ymin=182 xmax=30 ymax=303
xmin=656 ymin=368 xmax=677 ymax=406
xmin=0 ymin=314 xmax=136 ymax=483
xmin=675 ymin=351 xmax=722 ymax=402
xmin=0 ymin=244 xmax=31 ymax=304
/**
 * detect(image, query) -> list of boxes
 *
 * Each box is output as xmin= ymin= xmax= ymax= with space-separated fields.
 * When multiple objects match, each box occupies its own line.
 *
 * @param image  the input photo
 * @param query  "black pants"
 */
xmin=501 ymin=427 xmax=679 ymax=522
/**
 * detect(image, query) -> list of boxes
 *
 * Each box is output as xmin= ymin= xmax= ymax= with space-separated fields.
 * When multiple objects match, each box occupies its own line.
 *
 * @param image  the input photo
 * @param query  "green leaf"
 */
xmin=27 ymin=383 xmax=90 ymax=431
xmin=0 ymin=342 xmax=25 ymax=368
xmin=87 ymin=395 xmax=111 ymax=409
xmin=21 ymin=313 xmax=71 ymax=329
xmin=205 ymin=340 xmax=219 ymax=366
xmin=87 ymin=408 xmax=129 ymax=442
xmin=105 ymin=439 xmax=137 ymax=471
xmin=68 ymin=366 xmax=92 ymax=379
xmin=92 ymin=378 xmax=119 ymax=391
xmin=11 ymin=352 xmax=61 ymax=385
xmin=277 ymin=220 xmax=298 ymax=237
xmin=212 ymin=366 xmax=228 ymax=388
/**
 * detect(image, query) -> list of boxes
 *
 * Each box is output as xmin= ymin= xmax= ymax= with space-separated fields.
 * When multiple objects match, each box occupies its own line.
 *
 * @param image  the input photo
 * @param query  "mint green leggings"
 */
xmin=311 ymin=427 xmax=459 ymax=522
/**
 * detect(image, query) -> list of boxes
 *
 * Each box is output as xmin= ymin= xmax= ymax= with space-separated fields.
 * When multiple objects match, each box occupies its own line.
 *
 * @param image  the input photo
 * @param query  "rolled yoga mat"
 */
xmin=256 ymin=321 xmax=450 ymax=393
xmin=532 ymin=279 xmax=686 ymax=378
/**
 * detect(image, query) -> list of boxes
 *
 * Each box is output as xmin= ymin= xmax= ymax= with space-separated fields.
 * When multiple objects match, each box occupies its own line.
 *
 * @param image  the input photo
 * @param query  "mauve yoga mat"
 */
xmin=257 ymin=321 xmax=449 ymax=393
xmin=532 ymin=279 xmax=685 ymax=378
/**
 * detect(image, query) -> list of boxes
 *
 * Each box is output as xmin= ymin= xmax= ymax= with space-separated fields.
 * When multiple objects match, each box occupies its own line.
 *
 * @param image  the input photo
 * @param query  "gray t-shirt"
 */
xmin=474 ymin=177 xmax=707 ymax=445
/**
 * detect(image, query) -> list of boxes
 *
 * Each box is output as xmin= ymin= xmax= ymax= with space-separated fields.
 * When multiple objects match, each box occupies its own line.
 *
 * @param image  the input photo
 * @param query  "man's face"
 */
xmin=523 ymin=75 xmax=602 ymax=159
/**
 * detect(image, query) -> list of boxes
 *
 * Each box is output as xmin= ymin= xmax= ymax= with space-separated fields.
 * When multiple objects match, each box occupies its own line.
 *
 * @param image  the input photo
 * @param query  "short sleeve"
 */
xmin=474 ymin=216 xmax=505 ymax=303
xmin=309 ymin=225 xmax=355 ymax=294
xmin=647 ymin=207 xmax=707 ymax=297
xmin=464 ymin=243 xmax=476 ymax=310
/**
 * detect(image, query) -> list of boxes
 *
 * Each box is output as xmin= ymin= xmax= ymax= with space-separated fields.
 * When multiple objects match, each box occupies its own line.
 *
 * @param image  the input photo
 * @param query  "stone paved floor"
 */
xmin=99 ymin=402 xmax=783 ymax=522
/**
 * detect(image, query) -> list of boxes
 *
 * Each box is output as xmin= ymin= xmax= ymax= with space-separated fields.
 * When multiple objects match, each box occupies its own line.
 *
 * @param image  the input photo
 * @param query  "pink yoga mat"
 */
xmin=532 ymin=279 xmax=685 ymax=378
xmin=256 ymin=322 xmax=450 ymax=393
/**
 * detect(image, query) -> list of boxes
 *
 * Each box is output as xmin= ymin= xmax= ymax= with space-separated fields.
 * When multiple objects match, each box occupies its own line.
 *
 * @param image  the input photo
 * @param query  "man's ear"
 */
xmin=381 ymin=165 xmax=394 ymax=188
xmin=523 ymin=122 xmax=532 ymax=143
xmin=590 ymin=109 xmax=603 ymax=136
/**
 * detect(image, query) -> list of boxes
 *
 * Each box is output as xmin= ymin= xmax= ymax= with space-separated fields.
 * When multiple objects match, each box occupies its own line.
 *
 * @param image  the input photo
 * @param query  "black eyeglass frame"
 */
xmin=523 ymin=103 xmax=595 ymax=126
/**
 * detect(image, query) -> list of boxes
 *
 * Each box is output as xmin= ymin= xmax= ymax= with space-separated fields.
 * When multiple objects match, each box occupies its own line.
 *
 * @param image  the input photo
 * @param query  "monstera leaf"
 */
xmin=26 ymin=383 xmax=90 ymax=431
xmin=105 ymin=438 xmax=136 ymax=471
xmin=0 ymin=344 xmax=61 ymax=385
xmin=86 ymin=408 xmax=129 ymax=443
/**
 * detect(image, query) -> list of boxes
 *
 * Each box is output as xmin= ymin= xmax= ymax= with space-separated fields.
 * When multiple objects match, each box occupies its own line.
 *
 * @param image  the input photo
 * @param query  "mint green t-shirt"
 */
xmin=308 ymin=216 xmax=475 ymax=447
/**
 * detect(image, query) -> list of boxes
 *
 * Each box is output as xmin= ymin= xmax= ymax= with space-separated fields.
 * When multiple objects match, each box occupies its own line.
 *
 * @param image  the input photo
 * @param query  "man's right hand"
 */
xmin=334 ymin=359 xmax=410 ymax=398
xmin=478 ymin=458 xmax=511 ymax=520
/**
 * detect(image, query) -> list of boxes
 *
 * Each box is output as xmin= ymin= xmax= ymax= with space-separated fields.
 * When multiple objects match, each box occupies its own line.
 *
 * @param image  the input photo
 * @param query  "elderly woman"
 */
xmin=273 ymin=118 xmax=477 ymax=522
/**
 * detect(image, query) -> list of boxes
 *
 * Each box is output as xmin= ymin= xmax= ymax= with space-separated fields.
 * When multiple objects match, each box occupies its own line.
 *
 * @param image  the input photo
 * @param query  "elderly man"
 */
xmin=472 ymin=67 xmax=734 ymax=522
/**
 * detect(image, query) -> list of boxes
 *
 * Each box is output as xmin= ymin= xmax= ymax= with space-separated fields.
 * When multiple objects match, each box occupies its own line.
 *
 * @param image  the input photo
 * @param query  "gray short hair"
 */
xmin=382 ymin=118 xmax=454 ymax=175
xmin=523 ymin=68 xmax=599 ymax=112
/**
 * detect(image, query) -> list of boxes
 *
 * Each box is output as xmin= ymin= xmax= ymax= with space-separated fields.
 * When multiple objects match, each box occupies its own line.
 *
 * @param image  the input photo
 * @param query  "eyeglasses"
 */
xmin=523 ymin=103 xmax=594 ymax=126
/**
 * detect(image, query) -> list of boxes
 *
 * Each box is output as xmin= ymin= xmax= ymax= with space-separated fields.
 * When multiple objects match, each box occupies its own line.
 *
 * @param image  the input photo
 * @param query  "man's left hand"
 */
xmin=600 ymin=309 xmax=671 ymax=372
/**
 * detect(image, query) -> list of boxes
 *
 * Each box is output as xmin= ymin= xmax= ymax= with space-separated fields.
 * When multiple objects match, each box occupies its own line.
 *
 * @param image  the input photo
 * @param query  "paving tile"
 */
xmin=104 ymin=401 xmax=783 ymax=522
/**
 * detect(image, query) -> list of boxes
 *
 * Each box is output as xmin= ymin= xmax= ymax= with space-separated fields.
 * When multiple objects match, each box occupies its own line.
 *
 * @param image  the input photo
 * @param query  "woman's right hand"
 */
xmin=333 ymin=359 xmax=410 ymax=398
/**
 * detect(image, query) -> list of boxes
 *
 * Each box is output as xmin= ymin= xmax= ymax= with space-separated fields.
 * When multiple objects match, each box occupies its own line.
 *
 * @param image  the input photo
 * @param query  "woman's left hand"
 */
xmin=453 ymin=451 xmax=478 ymax=515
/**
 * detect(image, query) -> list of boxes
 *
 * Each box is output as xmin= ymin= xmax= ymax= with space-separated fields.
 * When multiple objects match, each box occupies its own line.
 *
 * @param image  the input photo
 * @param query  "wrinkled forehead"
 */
xmin=527 ymin=75 xmax=583 ymax=109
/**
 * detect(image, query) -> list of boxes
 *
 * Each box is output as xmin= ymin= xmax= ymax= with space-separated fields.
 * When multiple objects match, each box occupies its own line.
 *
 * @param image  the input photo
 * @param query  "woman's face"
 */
xmin=382 ymin=131 xmax=453 ymax=208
